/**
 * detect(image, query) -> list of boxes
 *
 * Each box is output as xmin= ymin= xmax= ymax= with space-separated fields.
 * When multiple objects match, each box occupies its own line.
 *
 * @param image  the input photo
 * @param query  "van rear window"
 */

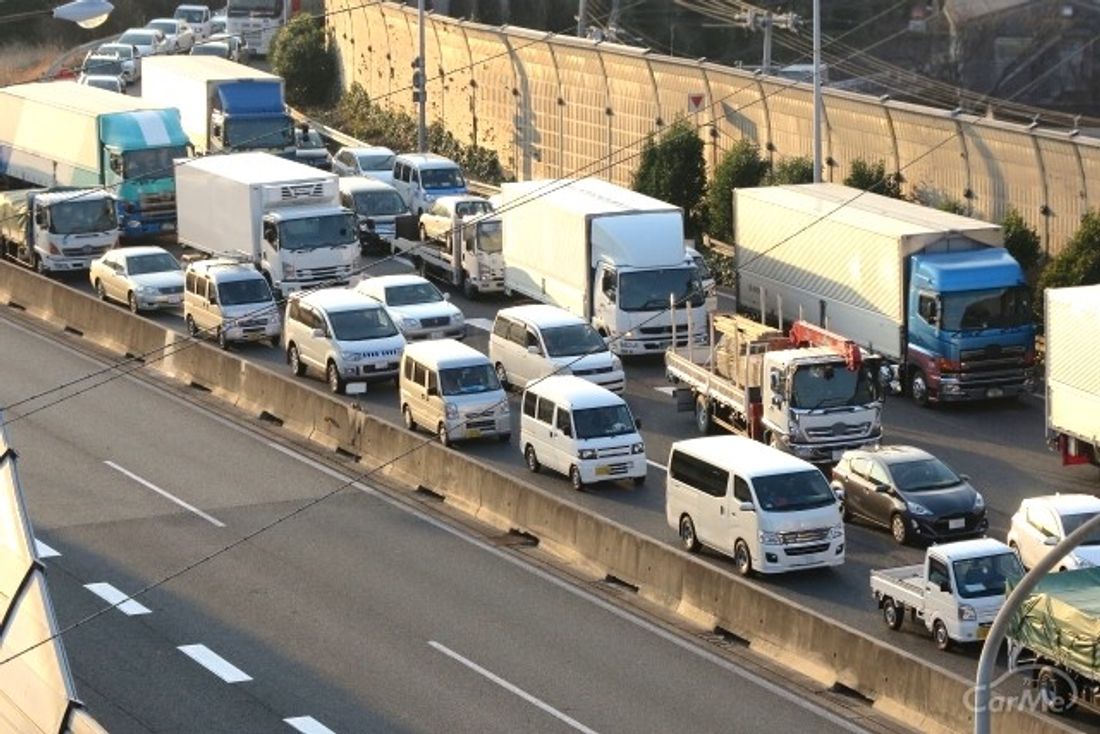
xmin=669 ymin=451 xmax=728 ymax=498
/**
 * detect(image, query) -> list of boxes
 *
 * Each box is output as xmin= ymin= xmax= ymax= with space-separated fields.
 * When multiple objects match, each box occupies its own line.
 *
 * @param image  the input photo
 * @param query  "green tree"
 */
xmin=631 ymin=118 xmax=707 ymax=237
xmin=270 ymin=15 xmax=337 ymax=107
xmin=844 ymin=158 xmax=902 ymax=198
xmin=1002 ymin=207 xmax=1043 ymax=275
xmin=764 ymin=156 xmax=815 ymax=185
xmin=705 ymin=139 xmax=769 ymax=240
xmin=1038 ymin=210 xmax=1100 ymax=293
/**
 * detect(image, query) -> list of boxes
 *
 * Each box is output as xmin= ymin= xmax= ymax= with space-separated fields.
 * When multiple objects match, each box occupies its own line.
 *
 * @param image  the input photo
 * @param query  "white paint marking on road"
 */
xmin=466 ymin=318 xmax=494 ymax=332
xmin=284 ymin=716 xmax=337 ymax=734
xmin=429 ymin=641 xmax=599 ymax=734
xmin=84 ymin=582 xmax=151 ymax=616
xmin=652 ymin=386 xmax=677 ymax=396
xmin=104 ymin=460 xmax=225 ymax=527
xmin=646 ymin=459 xmax=667 ymax=471
xmin=394 ymin=256 xmax=414 ymax=268
xmin=34 ymin=539 xmax=60 ymax=558
xmin=178 ymin=644 xmax=252 ymax=683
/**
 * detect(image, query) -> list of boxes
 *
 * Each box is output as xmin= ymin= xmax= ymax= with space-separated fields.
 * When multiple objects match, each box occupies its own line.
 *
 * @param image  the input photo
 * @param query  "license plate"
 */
xmin=345 ymin=382 xmax=367 ymax=395
xmin=430 ymin=331 xmax=443 ymax=339
xmin=465 ymin=428 xmax=481 ymax=438
xmin=987 ymin=388 xmax=1003 ymax=398
xmin=949 ymin=518 xmax=965 ymax=530
xmin=162 ymin=223 xmax=175 ymax=232
xmin=372 ymin=361 xmax=387 ymax=370
xmin=595 ymin=466 xmax=611 ymax=476
xmin=977 ymin=626 xmax=990 ymax=640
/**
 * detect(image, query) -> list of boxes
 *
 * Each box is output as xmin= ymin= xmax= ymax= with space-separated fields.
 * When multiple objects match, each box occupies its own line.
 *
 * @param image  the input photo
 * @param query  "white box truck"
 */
xmin=734 ymin=184 xmax=1036 ymax=406
xmin=1045 ymin=285 xmax=1100 ymax=468
xmin=500 ymin=178 xmax=708 ymax=356
xmin=175 ymin=152 xmax=358 ymax=297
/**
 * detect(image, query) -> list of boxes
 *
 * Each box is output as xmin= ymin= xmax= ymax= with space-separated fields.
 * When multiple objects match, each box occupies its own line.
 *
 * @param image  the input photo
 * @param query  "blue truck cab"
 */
xmin=211 ymin=80 xmax=293 ymax=156
xmin=906 ymin=247 xmax=1036 ymax=404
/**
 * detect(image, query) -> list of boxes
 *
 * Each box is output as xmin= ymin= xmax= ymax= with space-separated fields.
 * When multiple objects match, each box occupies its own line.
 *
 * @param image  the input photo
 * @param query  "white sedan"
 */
xmin=146 ymin=18 xmax=195 ymax=53
xmin=1007 ymin=494 xmax=1100 ymax=571
xmin=354 ymin=274 xmax=466 ymax=341
xmin=418 ymin=195 xmax=494 ymax=242
xmin=89 ymin=247 xmax=185 ymax=313
xmin=117 ymin=28 xmax=170 ymax=57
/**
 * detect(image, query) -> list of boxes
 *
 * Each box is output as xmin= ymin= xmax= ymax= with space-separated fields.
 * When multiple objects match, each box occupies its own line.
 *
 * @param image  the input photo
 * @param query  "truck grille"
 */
xmin=783 ymin=543 xmax=831 ymax=556
xmin=601 ymin=463 xmax=632 ymax=476
xmin=296 ymin=266 xmax=348 ymax=284
xmin=805 ymin=422 xmax=871 ymax=438
xmin=420 ymin=316 xmax=450 ymax=328
xmin=639 ymin=326 xmax=674 ymax=336
xmin=465 ymin=418 xmax=498 ymax=432
xmin=61 ymin=244 xmax=112 ymax=257
xmin=957 ymin=345 xmax=1029 ymax=385
xmin=597 ymin=445 xmax=632 ymax=458
xmin=779 ymin=528 xmax=830 ymax=545
xmin=138 ymin=193 xmax=175 ymax=213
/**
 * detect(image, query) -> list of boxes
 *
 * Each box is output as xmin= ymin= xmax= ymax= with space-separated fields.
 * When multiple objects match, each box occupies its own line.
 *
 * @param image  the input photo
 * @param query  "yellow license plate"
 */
xmin=595 ymin=466 xmax=611 ymax=476
xmin=977 ymin=626 xmax=990 ymax=640
xmin=466 ymin=429 xmax=481 ymax=438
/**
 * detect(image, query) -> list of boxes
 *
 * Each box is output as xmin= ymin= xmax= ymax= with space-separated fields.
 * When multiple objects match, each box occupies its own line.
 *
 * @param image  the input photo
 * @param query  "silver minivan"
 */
xmin=183 ymin=258 xmax=280 ymax=349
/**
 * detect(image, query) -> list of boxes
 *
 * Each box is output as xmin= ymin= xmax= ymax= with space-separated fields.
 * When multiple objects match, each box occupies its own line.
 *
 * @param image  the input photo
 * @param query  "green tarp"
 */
xmin=1010 ymin=568 xmax=1100 ymax=677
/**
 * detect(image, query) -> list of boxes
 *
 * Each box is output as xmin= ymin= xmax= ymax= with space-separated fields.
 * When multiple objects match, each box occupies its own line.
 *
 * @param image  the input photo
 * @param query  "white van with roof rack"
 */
xmin=391 ymin=153 xmax=467 ymax=215
xmin=184 ymin=256 xmax=280 ymax=349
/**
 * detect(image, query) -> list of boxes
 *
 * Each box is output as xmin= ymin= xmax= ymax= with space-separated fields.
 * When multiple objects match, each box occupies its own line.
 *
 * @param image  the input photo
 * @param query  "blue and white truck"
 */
xmin=0 ymin=81 xmax=190 ymax=237
xmin=734 ymin=183 xmax=1036 ymax=406
xmin=141 ymin=56 xmax=292 ymax=158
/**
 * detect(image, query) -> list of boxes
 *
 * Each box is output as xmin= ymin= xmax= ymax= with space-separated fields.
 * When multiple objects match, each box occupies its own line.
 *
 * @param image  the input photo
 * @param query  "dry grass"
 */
xmin=0 ymin=42 xmax=67 ymax=86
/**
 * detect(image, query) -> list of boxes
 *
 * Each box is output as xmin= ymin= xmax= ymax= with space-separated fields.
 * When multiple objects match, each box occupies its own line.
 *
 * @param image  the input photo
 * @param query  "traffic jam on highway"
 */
xmin=3 ymin=11 xmax=1100 ymax=723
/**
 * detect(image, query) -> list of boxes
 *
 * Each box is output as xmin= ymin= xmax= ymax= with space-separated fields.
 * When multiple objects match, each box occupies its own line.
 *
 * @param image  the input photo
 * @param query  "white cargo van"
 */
xmin=665 ymin=436 xmax=845 ymax=576
xmin=399 ymin=339 xmax=510 ymax=447
xmin=391 ymin=153 xmax=467 ymax=215
xmin=490 ymin=305 xmax=624 ymax=393
xmin=521 ymin=375 xmax=646 ymax=491
xmin=183 ymin=257 xmax=280 ymax=349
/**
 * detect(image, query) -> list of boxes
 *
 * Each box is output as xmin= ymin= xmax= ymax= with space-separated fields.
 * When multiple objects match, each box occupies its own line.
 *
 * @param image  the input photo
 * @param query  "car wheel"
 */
xmin=269 ymin=335 xmax=279 ymax=348
xmin=494 ymin=363 xmax=509 ymax=391
xmin=882 ymin=597 xmax=904 ymax=630
xmin=437 ymin=422 xmax=450 ymax=448
xmin=327 ymin=361 xmax=345 ymax=394
xmin=909 ymin=368 xmax=930 ymax=407
xmin=733 ymin=539 xmax=753 ymax=577
xmin=679 ymin=515 xmax=700 ymax=552
xmin=524 ymin=444 xmax=540 ymax=473
xmin=932 ymin=619 xmax=952 ymax=651
xmin=462 ymin=278 xmax=477 ymax=300
xmin=1038 ymin=665 xmax=1076 ymax=713
xmin=569 ymin=465 xmax=585 ymax=492
xmin=127 ymin=291 xmax=139 ymax=314
xmin=216 ymin=327 xmax=228 ymax=350
xmin=497 ymin=432 xmax=511 ymax=444
xmin=402 ymin=404 xmax=416 ymax=431
xmin=891 ymin=513 xmax=910 ymax=545
xmin=287 ymin=344 xmax=305 ymax=376
xmin=185 ymin=314 xmax=198 ymax=338
xmin=94 ymin=279 xmax=107 ymax=301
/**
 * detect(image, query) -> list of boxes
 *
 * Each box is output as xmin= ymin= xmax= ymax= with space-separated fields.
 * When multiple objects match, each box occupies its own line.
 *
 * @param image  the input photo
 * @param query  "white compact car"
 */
xmin=90 ymin=246 xmax=184 ymax=313
xmin=418 ymin=195 xmax=494 ymax=242
xmin=1007 ymin=494 xmax=1100 ymax=571
xmin=174 ymin=4 xmax=213 ymax=40
xmin=146 ymin=18 xmax=195 ymax=53
xmin=355 ymin=274 xmax=465 ymax=341
xmin=117 ymin=28 xmax=170 ymax=57
xmin=332 ymin=146 xmax=396 ymax=183
xmin=283 ymin=287 xmax=406 ymax=394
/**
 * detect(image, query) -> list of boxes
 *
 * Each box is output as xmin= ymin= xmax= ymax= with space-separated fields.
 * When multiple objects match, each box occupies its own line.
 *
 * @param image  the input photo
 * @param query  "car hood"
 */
xmin=388 ymin=301 xmax=461 ymax=321
xmin=131 ymin=271 xmax=184 ymax=289
xmin=899 ymin=483 xmax=979 ymax=516
xmin=757 ymin=503 xmax=842 ymax=533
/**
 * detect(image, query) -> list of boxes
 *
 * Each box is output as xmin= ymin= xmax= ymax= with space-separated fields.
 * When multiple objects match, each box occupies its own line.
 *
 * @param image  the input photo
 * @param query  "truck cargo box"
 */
xmin=1010 ymin=568 xmax=1100 ymax=679
xmin=1046 ymin=286 xmax=1100 ymax=448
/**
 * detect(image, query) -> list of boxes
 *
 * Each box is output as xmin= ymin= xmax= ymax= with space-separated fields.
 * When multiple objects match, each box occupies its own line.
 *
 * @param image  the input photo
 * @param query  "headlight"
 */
xmin=611 ymin=355 xmax=623 ymax=371
xmin=445 ymin=403 xmax=459 ymax=419
xmin=138 ymin=284 xmax=157 ymax=295
xmin=403 ymin=317 xmax=420 ymax=329
xmin=974 ymin=493 xmax=985 ymax=509
xmin=578 ymin=449 xmax=597 ymax=460
xmin=453 ymin=312 xmax=465 ymax=324
xmin=340 ymin=351 xmax=362 ymax=362
xmin=907 ymin=501 xmax=933 ymax=517
xmin=827 ymin=523 xmax=844 ymax=539
xmin=497 ymin=402 xmax=510 ymax=414
xmin=631 ymin=442 xmax=645 ymax=455
xmin=759 ymin=530 xmax=782 ymax=545
xmin=283 ymin=262 xmax=296 ymax=278
xmin=787 ymin=418 xmax=807 ymax=442
xmin=958 ymin=604 xmax=977 ymax=621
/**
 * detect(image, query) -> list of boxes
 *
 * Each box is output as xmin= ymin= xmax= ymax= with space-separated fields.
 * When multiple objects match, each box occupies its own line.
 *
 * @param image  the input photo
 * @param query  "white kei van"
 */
xmin=391 ymin=153 xmax=468 ymax=215
xmin=521 ymin=376 xmax=646 ymax=491
xmin=490 ymin=305 xmax=625 ymax=393
xmin=184 ymin=258 xmax=280 ymax=349
xmin=399 ymin=339 xmax=510 ymax=447
xmin=665 ymin=436 xmax=845 ymax=576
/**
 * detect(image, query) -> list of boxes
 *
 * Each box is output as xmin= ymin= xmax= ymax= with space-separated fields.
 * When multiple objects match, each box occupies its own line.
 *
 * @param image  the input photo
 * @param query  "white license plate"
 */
xmin=162 ymin=223 xmax=176 ymax=232
xmin=986 ymin=388 xmax=1003 ymax=398
xmin=372 ymin=361 xmax=388 ymax=370
xmin=430 ymin=330 xmax=443 ymax=339
xmin=345 ymin=382 xmax=367 ymax=395
xmin=949 ymin=518 xmax=965 ymax=530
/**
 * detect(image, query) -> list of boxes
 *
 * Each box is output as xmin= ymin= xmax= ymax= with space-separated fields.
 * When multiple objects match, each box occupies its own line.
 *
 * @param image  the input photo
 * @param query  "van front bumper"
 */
xmin=447 ymin=414 xmax=510 ymax=441
xmin=755 ymin=539 xmax=845 ymax=574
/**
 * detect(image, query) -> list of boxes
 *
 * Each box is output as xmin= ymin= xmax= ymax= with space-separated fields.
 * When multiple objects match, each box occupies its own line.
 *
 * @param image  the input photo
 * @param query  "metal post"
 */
xmin=974 ymin=511 xmax=1100 ymax=733
xmin=762 ymin=14 xmax=772 ymax=75
xmin=812 ymin=0 xmax=822 ymax=182
xmin=417 ymin=0 xmax=427 ymax=153
xmin=577 ymin=0 xmax=588 ymax=37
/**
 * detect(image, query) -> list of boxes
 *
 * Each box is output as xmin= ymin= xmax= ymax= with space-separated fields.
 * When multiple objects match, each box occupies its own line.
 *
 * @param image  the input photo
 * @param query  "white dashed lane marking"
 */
xmin=84 ymin=582 xmax=151 ymax=616
xmin=34 ymin=539 xmax=60 ymax=558
xmin=466 ymin=318 xmax=494 ymax=332
xmin=178 ymin=644 xmax=252 ymax=683
xmin=285 ymin=716 xmax=338 ymax=734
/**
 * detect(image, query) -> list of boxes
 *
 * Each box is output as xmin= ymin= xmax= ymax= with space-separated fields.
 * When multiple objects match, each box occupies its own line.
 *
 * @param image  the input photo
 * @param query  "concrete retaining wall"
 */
xmin=0 ymin=261 xmax=1073 ymax=734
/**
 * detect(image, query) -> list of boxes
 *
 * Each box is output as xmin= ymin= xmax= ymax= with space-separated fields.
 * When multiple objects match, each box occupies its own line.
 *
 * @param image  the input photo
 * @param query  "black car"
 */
xmin=831 ymin=445 xmax=987 ymax=545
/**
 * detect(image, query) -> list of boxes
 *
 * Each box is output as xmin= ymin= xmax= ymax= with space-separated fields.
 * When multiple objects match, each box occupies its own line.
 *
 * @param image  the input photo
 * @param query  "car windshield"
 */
xmin=541 ymin=323 xmax=608 ymax=358
xmin=439 ymin=364 xmax=500 ymax=396
xmin=420 ymin=167 xmax=465 ymax=190
xmin=940 ymin=286 xmax=1032 ymax=331
xmin=192 ymin=43 xmax=229 ymax=56
xmin=122 ymin=145 xmax=188 ymax=180
xmin=618 ymin=267 xmax=704 ymax=311
xmin=328 ymin=307 xmax=398 ymax=341
xmin=119 ymin=31 xmax=154 ymax=45
xmin=225 ymin=117 xmax=292 ymax=149
xmin=217 ymin=278 xmax=272 ymax=306
xmin=384 ymin=282 xmax=443 ymax=306
xmin=100 ymin=45 xmax=132 ymax=59
xmin=352 ymin=191 xmax=406 ymax=216
xmin=953 ymin=553 xmax=1024 ymax=599
xmin=279 ymin=213 xmax=356 ymax=251
xmin=692 ymin=254 xmax=713 ymax=281
xmin=227 ymin=0 xmax=282 ymax=17
xmin=49 ymin=198 xmax=116 ymax=234
xmin=175 ymin=8 xmax=206 ymax=23
xmin=83 ymin=57 xmax=123 ymax=75
xmin=453 ymin=200 xmax=492 ymax=217
xmin=789 ymin=362 xmax=880 ymax=409
xmin=357 ymin=153 xmax=394 ymax=171
xmin=127 ymin=253 xmax=179 ymax=275
xmin=1059 ymin=512 xmax=1100 ymax=545
xmin=573 ymin=403 xmax=635 ymax=439
xmin=887 ymin=458 xmax=961 ymax=492
xmin=751 ymin=470 xmax=837 ymax=512
xmin=148 ymin=21 xmax=176 ymax=34
xmin=296 ymin=131 xmax=324 ymax=149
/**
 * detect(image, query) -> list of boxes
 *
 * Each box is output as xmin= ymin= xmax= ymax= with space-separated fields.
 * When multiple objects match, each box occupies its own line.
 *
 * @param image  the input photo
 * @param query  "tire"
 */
xmin=679 ymin=515 xmax=700 ymax=553
xmin=524 ymin=444 xmax=540 ymax=473
xmin=909 ymin=368 xmax=930 ymax=407
xmin=269 ymin=336 xmax=280 ymax=348
xmin=33 ymin=253 xmax=45 ymax=274
xmin=882 ymin=597 xmax=904 ymax=630
xmin=462 ymin=278 xmax=477 ymax=300
xmin=1037 ymin=665 xmax=1076 ymax=714
xmin=402 ymin=404 xmax=416 ymax=431
xmin=569 ymin=465 xmax=585 ymax=492
xmin=185 ymin=314 xmax=198 ymax=338
xmin=694 ymin=394 xmax=712 ymax=435
xmin=733 ymin=539 xmax=753 ymax=577
xmin=127 ymin=291 xmax=139 ymax=314
xmin=932 ymin=619 xmax=952 ymax=651
xmin=287 ymin=345 xmax=305 ymax=376
xmin=418 ymin=224 xmax=428 ymax=242
xmin=497 ymin=432 xmax=511 ymax=444
xmin=326 ymin=361 xmax=345 ymax=394
xmin=437 ymin=422 xmax=451 ymax=448
xmin=891 ymin=513 xmax=910 ymax=546
xmin=216 ymin=327 xmax=228 ymax=351
xmin=633 ymin=475 xmax=646 ymax=487
xmin=95 ymin=279 xmax=107 ymax=301
xmin=494 ymin=363 xmax=509 ymax=391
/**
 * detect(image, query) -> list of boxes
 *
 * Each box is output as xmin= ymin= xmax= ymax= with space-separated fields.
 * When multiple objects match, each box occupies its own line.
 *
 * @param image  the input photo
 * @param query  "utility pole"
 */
xmin=416 ymin=0 xmax=427 ymax=153
xmin=577 ymin=0 xmax=587 ymax=37
xmin=726 ymin=10 xmax=799 ymax=75
xmin=812 ymin=0 xmax=822 ymax=182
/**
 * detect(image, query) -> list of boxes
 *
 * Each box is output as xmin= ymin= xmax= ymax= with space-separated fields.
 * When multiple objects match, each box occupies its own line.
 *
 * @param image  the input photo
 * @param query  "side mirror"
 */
xmin=959 ymin=474 xmax=970 ymax=482
xmin=527 ymin=345 xmax=540 ymax=354
xmin=771 ymin=394 xmax=784 ymax=407
xmin=738 ymin=501 xmax=754 ymax=512
xmin=770 ymin=372 xmax=780 ymax=391
xmin=634 ymin=418 xmax=642 ymax=430
xmin=832 ymin=486 xmax=845 ymax=501
xmin=310 ymin=328 xmax=324 ymax=338
xmin=34 ymin=210 xmax=47 ymax=227
xmin=1043 ymin=536 xmax=1059 ymax=546
xmin=442 ymin=293 xmax=451 ymax=301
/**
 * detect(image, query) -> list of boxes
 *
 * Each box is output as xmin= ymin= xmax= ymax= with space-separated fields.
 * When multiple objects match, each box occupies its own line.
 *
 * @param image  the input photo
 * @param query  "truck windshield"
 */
xmin=227 ymin=0 xmax=282 ymax=17
xmin=225 ymin=118 xmax=292 ymax=150
xmin=541 ymin=323 xmax=608 ymax=358
xmin=279 ymin=214 xmax=356 ymax=251
xmin=384 ymin=282 xmax=443 ymax=306
xmin=352 ymin=191 xmax=406 ymax=216
xmin=175 ymin=8 xmax=206 ymax=23
xmin=439 ymin=364 xmax=500 ymax=396
xmin=420 ymin=167 xmax=466 ymax=190
xmin=472 ymin=221 xmax=502 ymax=254
xmin=217 ymin=278 xmax=272 ymax=306
xmin=790 ymin=362 xmax=879 ymax=409
xmin=940 ymin=286 xmax=1031 ymax=331
xmin=1060 ymin=512 xmax=1100 ymax=545
xmin=50 ymin=199 xmax=116 ymax=234
xmin=123 ymin=146 xmax=189 ymax=180
xmin=751 ymin=470 xmax=836 ymax=512
xmin=573 ymin=404 xmax=635 ymax=439
xmin=328 ymin=308 xmax=398 ymax=341
xmin=887 ymin=458 xmax=962 ymax=492
xmin=618 ymin=267 xmax=704 ymax=312
xmin=952 ymin=553 xmax=1024 ymax=599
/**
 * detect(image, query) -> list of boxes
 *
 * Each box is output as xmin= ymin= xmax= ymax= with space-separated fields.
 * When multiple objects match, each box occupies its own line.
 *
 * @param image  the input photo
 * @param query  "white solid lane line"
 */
xmin=84 ymin=582 xmax=152 ymax=616
xmin=646 ymin=459 xmax=667 ymax=471
xmin=429 ymin=641 xmax=599 ymax=734
xmin=284 ymin=716 xmax=337 ymax=734
xmin=34 ymin=539 xmax=60 ymax=558
xmin=466 ymin=317 xmax=494 ymax=332
xmin=103 ymin=460 xmax=226 ymax=527
xmin=178 ymin=644 xmax=252 ymax=683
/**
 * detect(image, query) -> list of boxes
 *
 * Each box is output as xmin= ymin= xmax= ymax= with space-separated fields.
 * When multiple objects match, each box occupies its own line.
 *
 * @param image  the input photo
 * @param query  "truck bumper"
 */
xmin=120 ymin=217 xmax=176 ymax=238
xmin=615 ymin=330 xmax=708 ymax=356
xmin=783 ymin=434 xmax=883 ymax=464
xmin=42 ymin=256 xmax=98 ymax=272
xmin=936 ymin=377 xmax=1031 ymax=402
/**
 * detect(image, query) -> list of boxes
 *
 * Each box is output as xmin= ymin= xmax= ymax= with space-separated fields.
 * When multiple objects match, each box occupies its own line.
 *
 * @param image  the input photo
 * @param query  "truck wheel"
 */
xmin=524 ymin=444 xmax=540 ymax=473
xmin=402 ymin=404 xmax=416 ymax=431
xmin=287 ymin=344 xmax=305 ymax=376
xmin=216 ymin=327 xmax=229 ymax=351
xmin=733 ymin=540 xmax=753 ymax=577
xmin=891 ymin=513 xmax=910 ymax=545
xmin=437 ymin=422 xmax=451 ymax=448
xmin=418 ymin=224 xmax=428 ymax=242
xmin=909 ymin=369 xmax=930 ymax=407
xmin=1038 ymin=666 xmax=1076 ymax=714
xmin=33 ymin=253 xmax=45 ymax=274
xmin=326 ymin=361 xmax=345 ymax=394
xmin=494 ymin=363 xmax=509 ymax=391
xmin=882 ymin=598 xmax=904 ymax=630
xmin=694 ymin=394 xmax=713 ymax=435
xmin=185 ymin=315 xmax=198 ymax=338
xmin=462 ymin=278 xmax=477 ymax=300
xmin=932 ymin=619 xmax=952 ymax=651
xmin=679 ymin=515 xmax=700 ymax=553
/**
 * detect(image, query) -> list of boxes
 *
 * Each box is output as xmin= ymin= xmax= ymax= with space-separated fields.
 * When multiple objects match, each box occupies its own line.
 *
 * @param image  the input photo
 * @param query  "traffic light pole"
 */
xmin=417 ymin=0 xmax=427 ymax=153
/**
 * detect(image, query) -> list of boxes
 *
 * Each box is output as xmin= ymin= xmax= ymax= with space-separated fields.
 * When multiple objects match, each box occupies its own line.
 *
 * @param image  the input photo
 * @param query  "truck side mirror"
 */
xmin=310 ymin=328 xmax=324 ymax=339
xmin=738 ymin=501 xmax=755 ymax=513
xmin=875 ymin=483 xmax=891 ymax=493
xmin=442 ymin=293 xmax=450 ymax=301
xmin=34 ymin=209 xmax=47 ymax=227
xmin=939 ymin=580 xmax=951 ymax=593
xmin=634 ymin=418 xmax=642 ymax=430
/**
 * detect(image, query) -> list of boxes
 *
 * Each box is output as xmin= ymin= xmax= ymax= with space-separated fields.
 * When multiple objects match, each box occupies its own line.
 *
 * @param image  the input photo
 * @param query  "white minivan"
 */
xmin=399 ymin=339 xmax=510 ymax=447
xmin=490 ymin=305 xmax=625 ymax=393
xmin=666 ymin=436 xmax=845 ymax=576
xmin=521 ymin=376 xmax=646 ymax=491
xmin=391 ymin=153 xmax=468 ymax=215
xmin=184 ymin=258 xmax=281 ymax=349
